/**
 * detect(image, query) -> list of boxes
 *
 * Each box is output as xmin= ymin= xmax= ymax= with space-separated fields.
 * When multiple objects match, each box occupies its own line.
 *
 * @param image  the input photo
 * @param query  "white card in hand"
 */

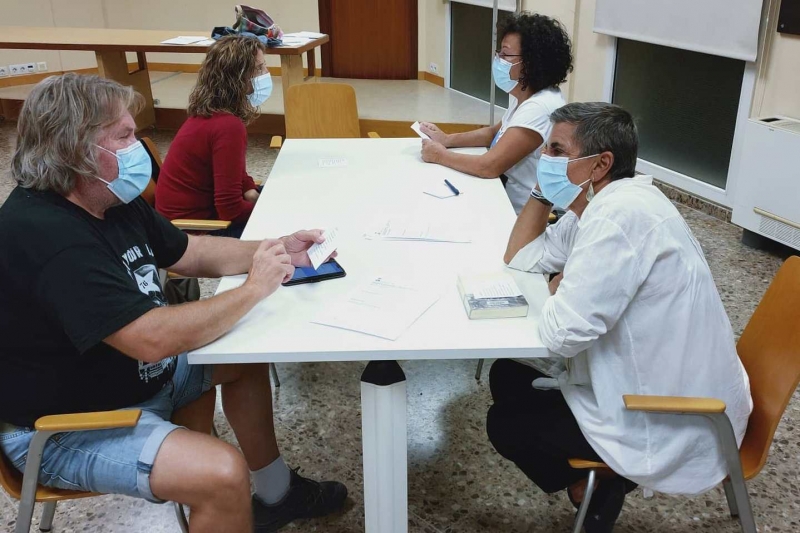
xmin=410 ymin=121 xmax=431 ymax=140
xmin=319 ymin=158 xmax=348 ymax=168
xmin=307 ymin=227 xmax=340 ymax=270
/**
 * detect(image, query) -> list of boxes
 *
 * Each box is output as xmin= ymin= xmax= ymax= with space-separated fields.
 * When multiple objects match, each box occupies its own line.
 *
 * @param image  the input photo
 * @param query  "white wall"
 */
xmin=1 ymin=0 xmax=442 ymax=76
xmin=754 ymin=24 xmax=800 ymax=119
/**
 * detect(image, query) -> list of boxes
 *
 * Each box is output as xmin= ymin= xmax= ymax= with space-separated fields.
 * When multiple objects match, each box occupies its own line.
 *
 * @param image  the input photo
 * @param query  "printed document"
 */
xmin=311 ymin=277 xmax=441 ymax=340
xmin=364 ymin=216 xmax=471 ymax=243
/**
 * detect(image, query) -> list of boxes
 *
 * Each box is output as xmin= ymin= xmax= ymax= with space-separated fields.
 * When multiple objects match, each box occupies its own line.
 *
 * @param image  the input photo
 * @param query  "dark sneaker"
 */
xmin=581 ymin=476 xmax=627 ymax=533
xmin=252 ymin=468 xmax=348 ymax=532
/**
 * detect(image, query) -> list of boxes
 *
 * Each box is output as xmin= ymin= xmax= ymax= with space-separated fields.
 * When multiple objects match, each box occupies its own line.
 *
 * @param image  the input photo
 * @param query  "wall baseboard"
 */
xmin=418 ymin=71 xmax=445 ymax=87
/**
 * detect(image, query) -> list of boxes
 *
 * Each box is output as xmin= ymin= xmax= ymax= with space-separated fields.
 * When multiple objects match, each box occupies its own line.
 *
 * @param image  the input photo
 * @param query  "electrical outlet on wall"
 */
xmin=9 ymin=64 xmax=26 ymax=76
xmin=37 ymin=62 xmax=48 ymax=72
xmin=0 ymin=66 xmax=8 ymax=77
xmin=429 ymin=62 xmax=439 ymax=74
xmin=25 ymin=63 xmax=36 ymax=74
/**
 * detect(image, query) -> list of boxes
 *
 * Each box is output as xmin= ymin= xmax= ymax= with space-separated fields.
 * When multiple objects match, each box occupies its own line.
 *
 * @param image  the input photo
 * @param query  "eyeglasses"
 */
xmin=495 ymin=50 xmax=522 ymax=61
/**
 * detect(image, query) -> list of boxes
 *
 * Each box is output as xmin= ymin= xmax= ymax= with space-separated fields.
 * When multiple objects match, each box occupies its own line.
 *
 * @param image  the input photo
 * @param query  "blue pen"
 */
xmin=444 ymin=179 xmax=460 ymax=196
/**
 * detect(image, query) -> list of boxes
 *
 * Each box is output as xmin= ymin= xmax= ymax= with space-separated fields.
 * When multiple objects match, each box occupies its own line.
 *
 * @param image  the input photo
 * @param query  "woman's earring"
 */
xmin=586 ymin=180 xmax=595 ymax=202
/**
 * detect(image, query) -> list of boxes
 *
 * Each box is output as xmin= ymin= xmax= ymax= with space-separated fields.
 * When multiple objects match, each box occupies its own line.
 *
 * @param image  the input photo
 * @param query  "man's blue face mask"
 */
xmin=94 ymin=141 xmax=152 ymax=204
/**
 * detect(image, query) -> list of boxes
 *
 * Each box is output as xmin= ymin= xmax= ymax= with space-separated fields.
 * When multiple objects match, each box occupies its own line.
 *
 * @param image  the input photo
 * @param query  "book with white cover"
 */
xmin=457 ymin=273 xmax=528 ymax=319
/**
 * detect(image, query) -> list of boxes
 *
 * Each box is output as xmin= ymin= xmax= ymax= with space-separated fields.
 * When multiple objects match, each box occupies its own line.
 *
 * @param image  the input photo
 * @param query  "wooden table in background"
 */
xmin=0 ymin=27 xmax=328 ymax=130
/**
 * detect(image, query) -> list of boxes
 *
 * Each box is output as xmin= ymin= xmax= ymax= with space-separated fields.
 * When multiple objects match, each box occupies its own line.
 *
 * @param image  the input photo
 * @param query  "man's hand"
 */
xmin=421 ymin=139 xmax=447 ymax=164
xmin=280 ymin=229 xmax=337 ymax=267
xmin=244 ymin=239 xmax=294 ymax=299
xmin=548 ymin=273 xmax=564 ymax=295
xmin=419 ymin=122 xmax=449 ymax=146
xmin=244 ymin=189 xmax=260 ymax=203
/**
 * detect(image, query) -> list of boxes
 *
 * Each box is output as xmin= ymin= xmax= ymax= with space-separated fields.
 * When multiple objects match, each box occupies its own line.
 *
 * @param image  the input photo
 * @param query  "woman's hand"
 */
xmin=419 ymin=122 xmax=449 ymax=146
xmin=244 ymin=189 xmax=260 ymax=203
xmin=421 ymin=139 xmax=447 ymax=164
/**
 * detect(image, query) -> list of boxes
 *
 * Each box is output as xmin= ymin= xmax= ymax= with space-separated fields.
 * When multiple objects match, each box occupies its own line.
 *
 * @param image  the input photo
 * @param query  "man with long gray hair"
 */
xmin=486 ymin=102 xmax=752 ymax=531
xmin=0 ymin=73 xmax=347 ymax=532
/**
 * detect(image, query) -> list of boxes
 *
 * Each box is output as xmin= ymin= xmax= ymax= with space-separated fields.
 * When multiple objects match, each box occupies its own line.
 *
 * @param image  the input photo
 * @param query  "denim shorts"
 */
xmin=0 ymin=355 xmax=213 ymax=503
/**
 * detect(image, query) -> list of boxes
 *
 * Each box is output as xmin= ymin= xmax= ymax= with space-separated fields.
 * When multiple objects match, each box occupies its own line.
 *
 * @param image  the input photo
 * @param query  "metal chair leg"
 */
xmin=270 ymin=363 xmax=281 ymax=388
xmin=174 ymin=502 xmax=190 ymax=533
xmin=705 ymin=413 xmax=757 ymax=533
xmin=475 ymin=359 xmax=484 ymax=380
xmin=572 ymin=469 xmax=597 ymax=533
xmin=723 ymin=478 xmax=740 ymax=518
xmin=39 ymin=501 xmax=56 ymax=532
xmin=16 ymin=430 xmax=56 ymax=533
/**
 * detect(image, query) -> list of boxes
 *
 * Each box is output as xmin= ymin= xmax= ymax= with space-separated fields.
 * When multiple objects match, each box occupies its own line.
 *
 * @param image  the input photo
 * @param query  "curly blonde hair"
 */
xmin=187 ymin=35 xmax=266 ymax=124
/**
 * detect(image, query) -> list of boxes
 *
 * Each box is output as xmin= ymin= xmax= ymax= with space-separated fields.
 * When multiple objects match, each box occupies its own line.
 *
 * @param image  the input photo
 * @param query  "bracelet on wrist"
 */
xmin=530 ymin=189 xmax=553 ymax=206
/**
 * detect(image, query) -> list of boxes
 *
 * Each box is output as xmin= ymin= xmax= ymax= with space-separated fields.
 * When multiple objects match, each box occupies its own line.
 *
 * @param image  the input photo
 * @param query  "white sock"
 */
xmin=253 ymin=456 xmax=292 ymax=505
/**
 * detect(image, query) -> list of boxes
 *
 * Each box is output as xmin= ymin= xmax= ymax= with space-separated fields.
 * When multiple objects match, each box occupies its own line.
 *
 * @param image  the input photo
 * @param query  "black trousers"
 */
xmin=486 ymin=359 xmax=605 ymax=494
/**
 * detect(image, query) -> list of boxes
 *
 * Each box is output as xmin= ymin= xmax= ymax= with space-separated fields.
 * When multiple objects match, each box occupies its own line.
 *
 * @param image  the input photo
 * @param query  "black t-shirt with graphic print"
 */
xmin=0 ymin=186 xmax=189 ymax=427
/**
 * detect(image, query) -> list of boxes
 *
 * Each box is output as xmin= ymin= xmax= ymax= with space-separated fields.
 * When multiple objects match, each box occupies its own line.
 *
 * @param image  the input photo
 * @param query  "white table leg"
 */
xmin=360 ymin=361 xmax=408 ymax=533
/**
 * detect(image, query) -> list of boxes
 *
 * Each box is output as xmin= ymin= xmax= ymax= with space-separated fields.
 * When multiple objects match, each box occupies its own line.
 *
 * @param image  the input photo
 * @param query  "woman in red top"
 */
xmin=156 ymin=35 xmax=273 ymax=238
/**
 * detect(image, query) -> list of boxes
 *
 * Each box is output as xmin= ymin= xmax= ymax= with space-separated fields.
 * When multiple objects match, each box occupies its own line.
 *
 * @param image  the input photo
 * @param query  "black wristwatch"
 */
xmin=530 ymin=188 xmax=553 ymax=206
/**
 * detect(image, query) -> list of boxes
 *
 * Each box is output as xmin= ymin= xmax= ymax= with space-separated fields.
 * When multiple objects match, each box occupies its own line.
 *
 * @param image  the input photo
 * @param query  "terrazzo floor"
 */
xmin=0 ymin=121 xmax=797 ymax=532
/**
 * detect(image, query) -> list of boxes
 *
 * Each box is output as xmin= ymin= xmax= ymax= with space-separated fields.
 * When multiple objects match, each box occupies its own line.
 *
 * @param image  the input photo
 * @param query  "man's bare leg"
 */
xmin=150 ymin=429 xmax=252 ymax=533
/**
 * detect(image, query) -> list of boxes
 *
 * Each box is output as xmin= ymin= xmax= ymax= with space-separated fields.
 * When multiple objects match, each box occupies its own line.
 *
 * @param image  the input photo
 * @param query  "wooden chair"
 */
xmin=1 ymin=389 xmax=217 ymax=533
xmin=569 ymin=255 xmax=800 ymax=533
xmin=275 ymin=83 xmax=379 ymax=146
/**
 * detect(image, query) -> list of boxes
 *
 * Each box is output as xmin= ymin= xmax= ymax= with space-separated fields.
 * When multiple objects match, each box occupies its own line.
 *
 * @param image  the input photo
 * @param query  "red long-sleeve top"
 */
xmin=156 ymin=113 xmax=258 ymax=224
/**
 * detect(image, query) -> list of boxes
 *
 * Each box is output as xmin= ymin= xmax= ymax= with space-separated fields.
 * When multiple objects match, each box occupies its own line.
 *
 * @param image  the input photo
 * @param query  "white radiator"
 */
xmin=732 ymin=116 xmax=800 ymax=251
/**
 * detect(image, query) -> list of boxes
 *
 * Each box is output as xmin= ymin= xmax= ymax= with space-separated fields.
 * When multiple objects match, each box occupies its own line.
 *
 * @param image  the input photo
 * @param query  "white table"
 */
xmin=188 ymin=138 xmax=551 ymax=533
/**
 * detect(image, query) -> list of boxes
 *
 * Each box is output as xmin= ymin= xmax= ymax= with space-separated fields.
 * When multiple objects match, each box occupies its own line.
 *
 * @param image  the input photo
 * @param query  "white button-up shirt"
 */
xmin=509 ymin=175 xmax=752 ymax=494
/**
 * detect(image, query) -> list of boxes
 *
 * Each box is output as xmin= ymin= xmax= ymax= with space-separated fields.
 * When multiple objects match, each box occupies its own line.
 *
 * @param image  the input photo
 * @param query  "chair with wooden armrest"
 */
xmin=568 ymin=255 xmax=800 ymax=533
xmin=281 ymin=83 xmax=380 ymax=141
xmin=1 ymin=389 xmax=217 ymax=533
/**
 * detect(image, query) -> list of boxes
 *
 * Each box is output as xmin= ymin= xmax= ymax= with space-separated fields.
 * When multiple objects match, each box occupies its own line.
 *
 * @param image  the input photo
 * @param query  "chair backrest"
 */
xmin=139 ymin=137 xmax=161 ymax=208
xmin=736 ymin=255 xmax=800 ymax=479
xmin=284 ymin=83 xmax=361 ymax=139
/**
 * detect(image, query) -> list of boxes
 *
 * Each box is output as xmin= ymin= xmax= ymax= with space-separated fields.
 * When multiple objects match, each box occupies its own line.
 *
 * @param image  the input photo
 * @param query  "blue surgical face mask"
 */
xmin=492 ymin=55 xmax=521 ymax=93
xmin=537 ymin=153 xmax=598 ymax=210
xmin=95 ymin=141 xmax=152 ymax=204
xmin=248 ymin=72 xmax=273 ymax=107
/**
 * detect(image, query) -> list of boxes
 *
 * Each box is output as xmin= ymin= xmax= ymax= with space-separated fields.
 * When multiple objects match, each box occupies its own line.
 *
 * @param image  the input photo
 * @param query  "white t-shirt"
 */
xmin=491 ymin=88 xmax=566 ymax=214
xmin=508 ymin=176 xmax=752 ymax=494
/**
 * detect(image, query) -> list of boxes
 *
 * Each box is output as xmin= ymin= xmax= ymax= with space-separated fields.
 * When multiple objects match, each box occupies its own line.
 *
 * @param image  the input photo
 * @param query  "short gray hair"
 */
xmin=550 ymin=102 xmax=638 ymax=181
xmin=11 ymin=73 xmax=144 ymax=195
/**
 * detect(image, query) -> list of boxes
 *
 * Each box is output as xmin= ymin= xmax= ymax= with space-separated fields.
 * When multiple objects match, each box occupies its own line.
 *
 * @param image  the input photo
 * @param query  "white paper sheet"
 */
xmin=422 ymin=181 xmax=459 ymax=199
xmin=195 ymin=39 xmax=216 ymax=46
xmin=285 ymin=31 xmax=326 ymax=39
xmin=307 ymin=227 xmax=340 ymax=270
xmin=472 ymin=275 xmax=523 ymax=299
xmin=319 ymin=158 xmax=348 ymax=168
xmin=160 ymin=36 xmax=208 ymax=45
xmin=410 ymin=121 xmax=431 ymax=140
xmin=364 ymin=216 xmax=471 ymax=243
xmin=311 ymin=276 xmax=441 ymax=340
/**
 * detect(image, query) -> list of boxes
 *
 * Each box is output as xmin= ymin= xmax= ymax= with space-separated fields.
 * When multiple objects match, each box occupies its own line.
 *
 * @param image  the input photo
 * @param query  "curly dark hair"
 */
xmin=498 ymin=13 xmax=573 ymax=94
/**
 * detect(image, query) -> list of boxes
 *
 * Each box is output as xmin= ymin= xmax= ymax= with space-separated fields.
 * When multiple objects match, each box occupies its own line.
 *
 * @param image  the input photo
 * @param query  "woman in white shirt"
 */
xmin=419 ymin=13 xmax=571 ymax=214
xmin=489 ymin=102 xmax=752 ymax=532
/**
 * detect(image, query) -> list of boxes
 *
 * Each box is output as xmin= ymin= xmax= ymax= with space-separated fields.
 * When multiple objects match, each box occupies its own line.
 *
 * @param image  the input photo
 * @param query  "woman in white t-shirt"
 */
xmin=420 ymin=13 xmax=572 ymax=213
